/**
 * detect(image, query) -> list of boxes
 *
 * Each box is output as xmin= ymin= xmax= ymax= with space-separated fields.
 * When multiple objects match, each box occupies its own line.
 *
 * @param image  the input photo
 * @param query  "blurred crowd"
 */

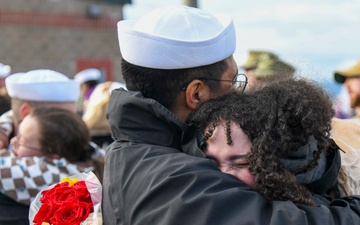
xmin=0 ymin=65 xmax=126 ymax=224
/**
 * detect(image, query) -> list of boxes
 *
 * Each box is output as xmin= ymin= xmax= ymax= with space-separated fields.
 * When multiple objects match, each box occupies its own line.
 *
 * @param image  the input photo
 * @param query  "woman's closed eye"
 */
xmin=229 ymin=154 xmax=250 ymax=169
xmin=232 ymin=162 xmax=249 ymax=169
xmin=205 ymin=155 xmax=249 ymax=170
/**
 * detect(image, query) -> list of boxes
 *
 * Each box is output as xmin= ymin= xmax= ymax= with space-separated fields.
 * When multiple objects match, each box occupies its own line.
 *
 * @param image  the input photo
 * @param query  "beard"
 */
xmin=350 ymin=93 xmax=360 ymax=108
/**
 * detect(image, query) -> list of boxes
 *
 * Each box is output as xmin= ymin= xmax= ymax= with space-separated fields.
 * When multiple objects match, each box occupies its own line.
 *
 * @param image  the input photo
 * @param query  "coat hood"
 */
xmin=107 ymin=89 xmax=203 ymax=156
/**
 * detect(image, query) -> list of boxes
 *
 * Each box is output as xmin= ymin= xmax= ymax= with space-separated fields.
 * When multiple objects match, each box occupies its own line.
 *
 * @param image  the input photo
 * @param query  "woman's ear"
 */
xmin=185 ymin=79 xmax=210 ymax=110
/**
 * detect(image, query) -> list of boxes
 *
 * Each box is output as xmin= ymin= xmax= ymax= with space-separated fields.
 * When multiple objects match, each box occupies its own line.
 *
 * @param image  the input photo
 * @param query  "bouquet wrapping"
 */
xmin=29 ymin=171 xmax=102 ymax=225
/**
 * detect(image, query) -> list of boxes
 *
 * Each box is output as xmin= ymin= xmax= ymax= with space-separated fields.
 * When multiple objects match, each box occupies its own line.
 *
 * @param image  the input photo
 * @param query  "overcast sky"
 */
xmin=123 ymin=0 xmax=360 ymax=95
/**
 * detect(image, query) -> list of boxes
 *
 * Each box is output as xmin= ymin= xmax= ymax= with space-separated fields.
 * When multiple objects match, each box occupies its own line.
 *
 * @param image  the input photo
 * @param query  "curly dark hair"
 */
xmin=189 ymin=78 xmax=335 ymax=206
xmin=121 ymin=58 xmax=228 ymax=110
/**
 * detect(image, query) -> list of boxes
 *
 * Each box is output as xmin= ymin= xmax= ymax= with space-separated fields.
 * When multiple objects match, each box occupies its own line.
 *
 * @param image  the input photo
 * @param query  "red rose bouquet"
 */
xmin=29 ymin=171 xmax=102 ymax=225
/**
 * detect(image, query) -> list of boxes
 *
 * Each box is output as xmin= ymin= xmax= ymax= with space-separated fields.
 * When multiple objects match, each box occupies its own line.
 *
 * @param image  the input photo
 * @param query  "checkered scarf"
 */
xmin=0 ymin=149 xmax=94 ymax=205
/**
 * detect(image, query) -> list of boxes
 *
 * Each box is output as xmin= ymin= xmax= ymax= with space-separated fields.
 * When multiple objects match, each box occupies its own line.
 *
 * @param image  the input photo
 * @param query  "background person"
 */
xmin=0 ymin=63 xmax=11 ymax=94
xmin=334 ymin=60 xmax=360 ymax=121
xmin=331 ymin=117 xmax=360 ymax=196
xmin=0 ymin=107 xmax=104 ymax=224
xmin=239 ymin=50 xmax=295 ymax=92
xmin=333 ymin=85 xmax=355 ymax=119
xmin=103 ymin=5 xmax=360 ymax=225
xmin=0 ymin=63 xmax=12 ymax=115
xmin=0 ymin=95 xmax=11 ymax=116
xmin=82 ymin=81 xmax=126 ymax=148
xmin=0 ymin=69 xmax=79 ymax=149
xmin=74 ymin=68 xmax=102 ymax=116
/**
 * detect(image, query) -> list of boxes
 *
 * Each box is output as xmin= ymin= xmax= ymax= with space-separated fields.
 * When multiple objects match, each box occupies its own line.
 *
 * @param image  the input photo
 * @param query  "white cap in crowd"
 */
xmin=5 ymin=69 xmax=80 ymax=102
xmin=0 ymin=63 xmax=11 ymax=78
xmin=74 ymin=68 xmax=102 ymax=84
xmin=117 ymin=5 xmax=236 ymax=69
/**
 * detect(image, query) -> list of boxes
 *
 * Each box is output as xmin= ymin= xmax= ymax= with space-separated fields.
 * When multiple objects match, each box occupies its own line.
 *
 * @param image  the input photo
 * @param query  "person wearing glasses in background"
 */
xmin=0 ymin=69 xmax=105 ymax=224
xmin=0 ymin=69 xmax=79 ymax=149
xmin=103 ymin=5 xmax=360 ymax=225
xmin=0 ymin=107 xmax=102 ymax=225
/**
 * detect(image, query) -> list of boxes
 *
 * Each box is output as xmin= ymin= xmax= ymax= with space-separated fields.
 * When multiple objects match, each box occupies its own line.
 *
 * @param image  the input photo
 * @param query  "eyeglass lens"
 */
xmin=235 ymin=74 xmax=247 ymax=89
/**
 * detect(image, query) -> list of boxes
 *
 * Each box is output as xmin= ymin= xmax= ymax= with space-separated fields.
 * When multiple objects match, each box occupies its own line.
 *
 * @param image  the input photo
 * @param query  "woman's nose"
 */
xmin=220 ymin=166 xmax=236 ymax=176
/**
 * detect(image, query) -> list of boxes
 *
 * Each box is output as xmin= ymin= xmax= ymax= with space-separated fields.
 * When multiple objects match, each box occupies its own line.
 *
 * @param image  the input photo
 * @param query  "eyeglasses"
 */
xmin=12 ymin=135 xmax=42 ymax=153
xmin=181 ymin=73 xmax=248 ymax=93
xmin=200 ymin=73 xmax=248 ymax=92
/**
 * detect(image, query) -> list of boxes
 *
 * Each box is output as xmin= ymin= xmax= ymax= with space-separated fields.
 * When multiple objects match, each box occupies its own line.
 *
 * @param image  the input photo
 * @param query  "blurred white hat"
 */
xmin=5 ymin=69 xmax=79 ymax=102
xmin=74 ymin=68 xmax=102 ymax=84
xmin=117 ymin=5 xmax=236 ymax=69
xmin=0 ymin=63 xmax=11 ymax=78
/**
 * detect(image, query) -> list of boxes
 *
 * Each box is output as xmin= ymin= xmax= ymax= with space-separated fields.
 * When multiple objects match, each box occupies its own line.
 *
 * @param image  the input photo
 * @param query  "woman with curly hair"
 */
xmin=189 ymin=78 xmax=339 ymax=206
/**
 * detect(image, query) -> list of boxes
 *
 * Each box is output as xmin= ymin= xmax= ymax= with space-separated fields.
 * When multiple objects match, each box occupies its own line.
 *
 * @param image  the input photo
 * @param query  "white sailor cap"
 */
xmin=5 ymin=69 xmax=80 ymax=102
xmin=0 ymin=63 xmax=11 ymax=78
xmin=117 ymin=5 xmax=236 ymax=69
xmin=74 ymin=68 xmax=102 ymax=84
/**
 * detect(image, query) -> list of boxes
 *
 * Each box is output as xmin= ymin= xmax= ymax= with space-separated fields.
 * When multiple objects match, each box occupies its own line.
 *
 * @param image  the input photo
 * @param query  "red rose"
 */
xmin=33 ymin=180 xmax=94 ymax=225
xmin=45 ymin=182 xmax=91 ymax=208
xmin=69 ymin=181 xmax=92 ymax=202
xmin=50 ymin=201 xmax=93 ymax=225
xmin=33 ymin=201 xmax=56 ymax=224
xmin=40 ymin=181 xmax=92 ymax=207
xmin=40 ymin=182 xmax=69 ymax=203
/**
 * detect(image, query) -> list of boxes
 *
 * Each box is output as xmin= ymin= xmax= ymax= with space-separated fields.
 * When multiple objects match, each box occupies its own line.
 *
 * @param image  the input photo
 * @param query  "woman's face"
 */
xmin=204 ymin=120 xmax=255 ymax=188
xmin=10 ymin=115 xmax=42 ymax=157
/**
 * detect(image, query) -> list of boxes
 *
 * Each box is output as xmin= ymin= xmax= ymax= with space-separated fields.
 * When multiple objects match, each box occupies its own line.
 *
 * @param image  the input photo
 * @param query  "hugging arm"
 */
xmin=103 ymin=146 xmax=360 ymax=225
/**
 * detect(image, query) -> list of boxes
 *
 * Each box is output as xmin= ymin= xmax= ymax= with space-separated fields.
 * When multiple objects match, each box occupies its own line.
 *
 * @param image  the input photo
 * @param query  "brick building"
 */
xmin=0 ymin=0 xmax=125 ymax=81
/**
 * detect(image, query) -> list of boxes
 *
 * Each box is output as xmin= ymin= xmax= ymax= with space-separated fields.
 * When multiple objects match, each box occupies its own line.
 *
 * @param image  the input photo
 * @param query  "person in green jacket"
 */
xmin=240 ymin=50 xmax=295 ymax=91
